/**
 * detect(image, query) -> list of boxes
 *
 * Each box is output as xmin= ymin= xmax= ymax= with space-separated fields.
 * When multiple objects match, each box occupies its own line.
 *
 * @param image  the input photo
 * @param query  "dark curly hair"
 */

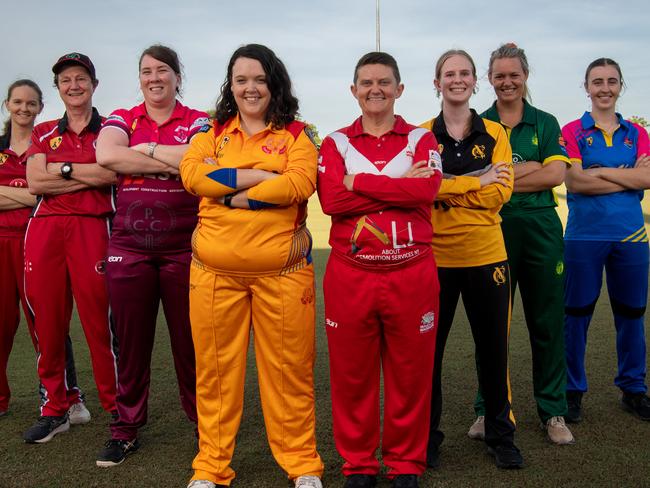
xmin=215 ymin=44 xmax=298 ymax=129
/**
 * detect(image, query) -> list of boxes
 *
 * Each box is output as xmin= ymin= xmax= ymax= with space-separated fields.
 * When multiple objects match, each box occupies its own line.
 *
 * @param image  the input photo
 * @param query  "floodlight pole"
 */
xmin=376 ymin=0 xmax=381 ymax=51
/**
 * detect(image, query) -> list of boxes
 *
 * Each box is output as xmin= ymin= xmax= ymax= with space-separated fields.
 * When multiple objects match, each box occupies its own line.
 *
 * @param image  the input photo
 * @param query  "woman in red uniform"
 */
xmin=0 ymin=80 xmax=41 ymax=416
xmin=0 ymin=79 xmax=87 ymax=423
xmin=23 ymin=53 xmax=118 ymax=444
xmin=95 ymin=44 xmax=208 ymax=466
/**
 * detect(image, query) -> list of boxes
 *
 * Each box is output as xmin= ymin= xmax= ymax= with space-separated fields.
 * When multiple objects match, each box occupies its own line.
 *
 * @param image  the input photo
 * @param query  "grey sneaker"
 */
xmin=23 ymin=415 xmax=70 ymax=443
xmin=545 ymin=416 xmax=575 ymax=445
xmin=68 ymin=401 xmax=91 ymax=425
xmin=187 ymin=481 xmax=220 ymax=488
xmin=467 ymin=415 xmax=485 ymax=440
xmin=295 ymin=475 xmax=323 ymax=488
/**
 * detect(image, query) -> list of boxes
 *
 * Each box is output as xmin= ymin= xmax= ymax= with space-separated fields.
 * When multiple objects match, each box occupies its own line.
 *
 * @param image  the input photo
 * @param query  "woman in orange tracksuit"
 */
xmin=180 ymin=44 xmax=323 ymax=488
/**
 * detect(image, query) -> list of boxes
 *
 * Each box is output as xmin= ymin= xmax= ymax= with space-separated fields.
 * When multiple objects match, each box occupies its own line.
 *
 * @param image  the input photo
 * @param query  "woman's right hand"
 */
xmin=479 ymin=161 xmax=511 ymax=187
xmin=402 ymin=160 xmax=435 ymax=178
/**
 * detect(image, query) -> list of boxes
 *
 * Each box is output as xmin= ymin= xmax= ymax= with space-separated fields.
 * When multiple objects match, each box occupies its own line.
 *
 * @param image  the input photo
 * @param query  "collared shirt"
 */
xmin=421 ymin=111 xmax=513 ymax=267
xmin=101 ymin=101 xmax=209 ymax=253
xmin=0 ymin=146 xmax=31 ymax=236
xmin=562 ymin=112 xmax=650 ymax=242
xmin=180 ymin=115 xmax=318 ymax=276
xmin=26 ymin=108 xmax=113 ymax=218
xmin=318 ymin=115 xmax=441 ymax=269
xmin=482 ymin=99 xmax=570 ymax=213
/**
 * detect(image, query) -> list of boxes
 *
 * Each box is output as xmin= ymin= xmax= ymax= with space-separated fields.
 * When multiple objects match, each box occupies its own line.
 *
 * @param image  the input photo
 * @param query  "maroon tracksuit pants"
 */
xmin=106 ymin=246 xmax=197 ymax=441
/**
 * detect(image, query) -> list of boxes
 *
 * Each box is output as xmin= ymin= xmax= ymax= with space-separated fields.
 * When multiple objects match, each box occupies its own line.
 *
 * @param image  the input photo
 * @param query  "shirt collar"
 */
xmin=57 ymin=107 xmax=102 ymax=134
xmin=347 ymin=114 xmax=410 ymax=138
xmin=580 ymin=111 xmax=630 ymax=131
xmin=432 ymin=109 xmax=486 ymax=138
xmin=224 ymin=113 xmax=284 ymax=136
xmin=132 ymin=100 xmax=184 ymax=126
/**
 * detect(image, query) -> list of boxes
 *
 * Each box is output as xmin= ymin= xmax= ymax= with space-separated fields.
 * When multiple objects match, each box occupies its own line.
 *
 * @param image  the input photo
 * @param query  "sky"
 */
xmin=3 ymin=0 xmax=649 ymax=136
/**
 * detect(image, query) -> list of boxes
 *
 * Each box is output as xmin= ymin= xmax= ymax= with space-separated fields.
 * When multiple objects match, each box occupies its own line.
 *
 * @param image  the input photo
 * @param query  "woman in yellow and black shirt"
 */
xmin=420 ymin=49 xmax=523 ymax=470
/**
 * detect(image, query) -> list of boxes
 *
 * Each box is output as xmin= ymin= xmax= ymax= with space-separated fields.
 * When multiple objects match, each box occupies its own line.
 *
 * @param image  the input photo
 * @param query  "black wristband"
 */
xmin=60 ymin=163 xmax=73 ymax=180
xmin=224 ymin=193 xmax=234 ymax=208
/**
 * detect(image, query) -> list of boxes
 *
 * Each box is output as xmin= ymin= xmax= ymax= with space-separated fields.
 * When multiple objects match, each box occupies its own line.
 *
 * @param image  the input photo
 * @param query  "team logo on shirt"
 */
xmin=429 ymin=150 xmax=443 ymax=171
xmin=0 ymin=153 xmax=7 ymax=165
xmin=586 ymin=136 xmax=593 ymax=147
xmin=173 ymin=125 xmax=189 ymax=143
xmin=131 ymin=119 xmax=138 ymax=132
xmin=420 ymin=311 xmax=436 ymax=333
xmin=532 ymin=135 xmax=539 ymax=146
xmin=624 ymin=137 xmax=633 ymax=149
xmin=558 ymin=135 xmax=566 ymax=147
xmin=512 ymin=153 xmax=525 ymax=164
xmin=492 ymin=265 xmax=507 ymax=285
xmin=262 ymin=136 xmax=288 ymax=155
xmin=49 ymin=136 xmax=63 ymax=150
xmin=471 ymin=144 xmax=486 ymax=159
xmin=555 ymin=261 xmax=564 ymax=275
xmin=301 ymin=287 xmax=314 ymax=305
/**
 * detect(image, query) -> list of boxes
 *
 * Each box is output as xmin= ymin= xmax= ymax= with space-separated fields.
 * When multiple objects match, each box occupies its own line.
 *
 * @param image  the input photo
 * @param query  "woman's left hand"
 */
xmin=635 ymin=154 xmax=650 ymax=168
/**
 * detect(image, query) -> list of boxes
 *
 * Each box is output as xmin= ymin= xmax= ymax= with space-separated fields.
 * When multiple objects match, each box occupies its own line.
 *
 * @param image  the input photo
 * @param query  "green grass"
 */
xmin=2 ymin=248 xmax=650 ymax=487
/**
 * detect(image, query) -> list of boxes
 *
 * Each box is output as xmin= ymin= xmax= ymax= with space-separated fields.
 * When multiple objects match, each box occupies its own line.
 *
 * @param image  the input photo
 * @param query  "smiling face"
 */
xmin=585 ymin=64 xmax=621 ymax=112
xmin=5 ymin=85 xmax=42 ymax=129
xmin=56 ymin=65 xmax=96 ymax=109
xmin=139 ymin=54 xmax=180 ymax=108
xmin=231 ymin=57 xmax=271 ymax=122
xmin=351 ymin=63 xmax=403 ymax=117
xmin=489 ymin=57 xmax=528 ymax=104
xmin=435 ymin=54 xmax=476 ymax=106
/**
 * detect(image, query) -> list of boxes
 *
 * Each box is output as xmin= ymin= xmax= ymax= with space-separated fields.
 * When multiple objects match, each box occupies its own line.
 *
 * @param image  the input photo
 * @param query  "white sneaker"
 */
xmin=295 ymin=475 xmax=322 ymax=488
xmin=467 ymin=415 xmax=485 ymax=440
xmin=187 ymin=481 xmax=217 ymax=488
xmin=545 ymin=416 xmax=575 ymax=445
xmin=67 ymin=401 xmax=91 ymax=425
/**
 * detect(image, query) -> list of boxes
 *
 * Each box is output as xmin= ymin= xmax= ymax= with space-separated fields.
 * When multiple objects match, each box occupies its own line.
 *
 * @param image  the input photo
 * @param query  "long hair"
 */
xmin=1 ymin=79 xmax=43 ymax=148
xmin=215 ymin=44 xmax=299 ymax=129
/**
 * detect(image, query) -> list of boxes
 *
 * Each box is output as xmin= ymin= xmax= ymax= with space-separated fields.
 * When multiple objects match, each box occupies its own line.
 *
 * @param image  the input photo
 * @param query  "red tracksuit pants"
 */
xmin=0 ymin=236 xmax=36 ymax=411
xmin=324 ymin=253 xmax=439 ymax=477
xmin=24 ymin=215 xmax=117 ymax=416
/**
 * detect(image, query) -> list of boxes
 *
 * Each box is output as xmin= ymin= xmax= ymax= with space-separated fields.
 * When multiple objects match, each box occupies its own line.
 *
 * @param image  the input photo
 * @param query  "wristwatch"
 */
xmin=60 ymin=163 xmax=73 ymax=180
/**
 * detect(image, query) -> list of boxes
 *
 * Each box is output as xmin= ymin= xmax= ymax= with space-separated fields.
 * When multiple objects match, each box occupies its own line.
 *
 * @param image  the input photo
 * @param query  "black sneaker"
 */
xmin=621 ymin=392 xmax=650 ymax=421
xmin=565 ymin=391 xmax=583 ymax=424
xmin=487 ymin=443 xmax=523 ymax=469
xmin=343 ymin=474 xmax=377 ymax=488
xmin=23 ymin=415 xmax=69 ymax=443
xmin=426 ymin=445 xmax=440 ymax=469
xmin=392 ymin=474 xmax=418 ymax=488
xmin=96 ymin=438 xmax=140 ymax=467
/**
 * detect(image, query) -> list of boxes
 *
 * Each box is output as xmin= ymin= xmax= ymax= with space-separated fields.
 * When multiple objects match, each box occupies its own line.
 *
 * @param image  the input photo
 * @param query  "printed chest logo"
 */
xmin=50 ymin=136 xmax=63 ymax=150
xmin=532 ymin=134 xmax=539 ymax=146
xmin=174 ymin=125 xmax=189 ymax=143
xmin=0 ymin=153 xmax=8 ymax=165
xmin=131 ymin=119 xmax=138 ymax=133
xmin=586 ymin=136 xmax=593 ymax=147
xmin=216 ymin=136 xmax=230 ymax=159
xmin=512 ymin=153 xmax=526 ymax=164
xmin=124 ymin=201 xmax=177 ymax=249
xmin=471 ymin=144 xmax=486 ymax=159
xmin=555 ymin=261 xmax=564 ymax=275
xmin=262 ymin=136 xmax=287 ymax=155
xmin=624 ymin=138 xmax=633 ymax=149
xmin=492 ymin=265 xmax=507 ymax=285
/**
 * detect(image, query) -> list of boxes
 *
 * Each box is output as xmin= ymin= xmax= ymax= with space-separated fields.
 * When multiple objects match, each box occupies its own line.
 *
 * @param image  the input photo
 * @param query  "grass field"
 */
xmin=2 ymin=201 xmax=650 ymax=487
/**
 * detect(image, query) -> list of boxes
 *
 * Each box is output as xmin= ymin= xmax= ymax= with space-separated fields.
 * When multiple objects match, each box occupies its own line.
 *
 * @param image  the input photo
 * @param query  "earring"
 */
xmin=436 ymin=89 xmax=441 ymax=99
xmin=473 ymin=85 xmax=479 ymax=95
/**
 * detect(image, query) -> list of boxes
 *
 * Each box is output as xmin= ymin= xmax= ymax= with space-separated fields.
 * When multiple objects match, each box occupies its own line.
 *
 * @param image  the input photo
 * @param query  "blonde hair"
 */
xmin=488 ymin=42 xmax=530 ymax=101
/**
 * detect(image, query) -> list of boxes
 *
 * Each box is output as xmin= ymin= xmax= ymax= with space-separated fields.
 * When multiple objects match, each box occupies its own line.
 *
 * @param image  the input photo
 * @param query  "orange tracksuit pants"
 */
xmin=189 ymin=260 xmax=323 ymax=486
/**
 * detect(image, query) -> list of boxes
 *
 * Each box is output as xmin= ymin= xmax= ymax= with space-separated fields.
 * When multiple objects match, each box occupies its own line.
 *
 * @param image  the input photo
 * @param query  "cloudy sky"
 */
xmin=3 ymin=0 xmax=649 ymax=136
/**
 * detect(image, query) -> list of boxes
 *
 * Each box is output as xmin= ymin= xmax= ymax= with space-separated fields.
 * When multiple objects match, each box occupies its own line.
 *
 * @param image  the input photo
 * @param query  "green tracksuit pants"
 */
xmin=474 ymin=208 xmax=568 ymax=422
